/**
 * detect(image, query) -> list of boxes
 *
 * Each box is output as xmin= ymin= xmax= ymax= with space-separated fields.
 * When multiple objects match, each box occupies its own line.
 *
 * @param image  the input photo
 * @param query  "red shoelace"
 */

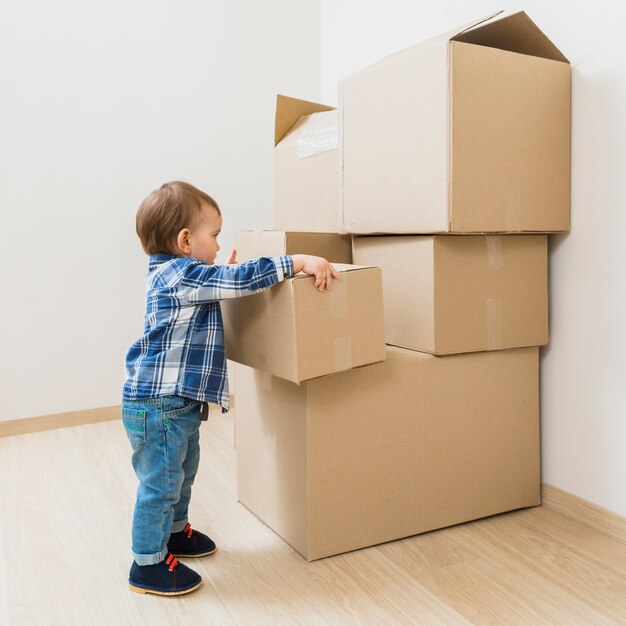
xmin=165 ymin=553 xmax=180 ymax=571
xmin=183 ymin=522 xmax=193 ymax=538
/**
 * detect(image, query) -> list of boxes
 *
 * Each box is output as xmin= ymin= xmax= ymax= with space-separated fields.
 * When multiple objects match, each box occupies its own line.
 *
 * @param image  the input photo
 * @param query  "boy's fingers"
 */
xmin=317 ymin=273 xmax=325 ymax=291
xmin=312 ymin=264 xmax=339 ymax=291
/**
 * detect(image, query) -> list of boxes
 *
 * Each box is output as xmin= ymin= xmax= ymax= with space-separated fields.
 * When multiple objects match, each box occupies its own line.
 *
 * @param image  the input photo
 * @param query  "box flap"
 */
xmin=275 ymin=94 xmax=335 ymax=146
xmin=451 ymin=11 xmax=568 ymax=63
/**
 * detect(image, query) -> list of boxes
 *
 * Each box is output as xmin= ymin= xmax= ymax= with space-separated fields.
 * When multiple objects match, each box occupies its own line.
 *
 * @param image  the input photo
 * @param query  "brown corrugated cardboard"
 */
xmin=274 ymin=94 xmax=340 ymax=232
xmin=223 ymin=264 xmax=385 ymax=383
xmin=353 ymin=234 xmax=548 ymax=355
xmin=236 ymin=345 xmax=540 ymax=561
xmin=340 ymin=11 xmax=570 ymax=234
xmin=274 ymin=94 xmax=335 ymax=147
xmin=235 ymin=230 xmax=352 ymax=264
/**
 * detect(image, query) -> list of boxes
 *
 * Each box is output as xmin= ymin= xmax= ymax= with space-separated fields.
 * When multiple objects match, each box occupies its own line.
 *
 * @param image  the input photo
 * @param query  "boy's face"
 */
xmin=177 ymin=203 xmax=222 ymax=265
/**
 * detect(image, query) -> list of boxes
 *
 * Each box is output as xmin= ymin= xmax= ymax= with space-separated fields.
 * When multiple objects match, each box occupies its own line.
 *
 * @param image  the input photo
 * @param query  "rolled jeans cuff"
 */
xmin=171 ymin=518 xmax=189 ymax=534
xmin=132 ymin=546 xmax=168 ymax=566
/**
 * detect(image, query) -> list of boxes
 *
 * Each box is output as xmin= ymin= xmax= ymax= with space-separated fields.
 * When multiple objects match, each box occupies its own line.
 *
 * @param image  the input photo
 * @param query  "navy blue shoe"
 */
xmin=129 ymin=554 xmax=202 ymax=596
xmin=167 ymin=523 xmax=217 ymax=558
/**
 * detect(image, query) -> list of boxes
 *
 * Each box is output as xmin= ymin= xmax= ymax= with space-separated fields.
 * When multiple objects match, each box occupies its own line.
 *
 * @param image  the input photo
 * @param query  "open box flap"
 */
xmin=452 ymin=11 xmax=569 ymax=63
xmin=275 ymin=94 xmax=335 ymax=146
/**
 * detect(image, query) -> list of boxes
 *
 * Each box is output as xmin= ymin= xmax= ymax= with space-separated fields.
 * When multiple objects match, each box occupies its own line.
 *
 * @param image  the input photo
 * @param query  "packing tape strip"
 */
xmin=486 ymin=298 xmax=503 ymax=350
xmin=262 ymin=371 xmax=272 ymax=393
xmin=296 ymin=111 xmax=338 ymax=159
xmin=486 ymin=235 xmax=504 ymax=270
xmin=334 ymin=336 xmax=353 ymax=371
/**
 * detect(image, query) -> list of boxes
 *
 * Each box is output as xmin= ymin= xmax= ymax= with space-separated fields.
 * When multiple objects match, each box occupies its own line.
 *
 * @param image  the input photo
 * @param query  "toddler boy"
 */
xmin=122 ymin=181 xmax=339 ymax=595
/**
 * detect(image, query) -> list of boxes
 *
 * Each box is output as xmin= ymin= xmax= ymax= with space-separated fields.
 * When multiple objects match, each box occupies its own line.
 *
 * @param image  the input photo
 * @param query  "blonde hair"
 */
xmin=136 ymin=181 xmax=221 ymax=255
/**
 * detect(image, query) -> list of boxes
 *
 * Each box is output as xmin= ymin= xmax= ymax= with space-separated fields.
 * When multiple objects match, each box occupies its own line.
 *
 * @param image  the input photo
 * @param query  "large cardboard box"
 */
xmin=353 ymin=234 xmax=548 ymax=355
xmin=236 ymin=345 xmax=540 ymax=561
xmin=223 ymin=264 xmax=385 ymax=383
xmin=274 ymin=94 xmax=340 ymax=232
xmin=340 ymin=11 xmax=570 ymax=234
xmin=235 ymin=230 xmax=351 ymax=264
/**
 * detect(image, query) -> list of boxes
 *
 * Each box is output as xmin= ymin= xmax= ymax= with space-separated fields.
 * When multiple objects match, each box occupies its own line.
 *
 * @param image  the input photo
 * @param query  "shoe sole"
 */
xmin=129 ymin=580 xmax=202 ymax=596
xmin=169 ymin=547 xmax=217 ymax=558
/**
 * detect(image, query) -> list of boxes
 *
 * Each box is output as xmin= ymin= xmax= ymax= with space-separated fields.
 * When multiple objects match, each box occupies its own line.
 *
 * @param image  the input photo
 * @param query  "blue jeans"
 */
xmin=122 ymin=395 xmax=203 ymax=565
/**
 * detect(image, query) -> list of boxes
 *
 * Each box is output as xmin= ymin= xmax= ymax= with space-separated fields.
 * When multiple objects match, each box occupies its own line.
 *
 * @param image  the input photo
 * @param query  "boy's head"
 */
xmin=136 ymin=181 xmax=222 ymax=264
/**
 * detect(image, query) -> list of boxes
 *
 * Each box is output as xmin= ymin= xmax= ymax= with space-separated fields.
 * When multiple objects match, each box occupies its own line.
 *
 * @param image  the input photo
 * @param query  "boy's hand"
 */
xmin=291 ymin=254 xmax=341 ymax=292
xmin=227 ymin=249 xmax=237 ymax=264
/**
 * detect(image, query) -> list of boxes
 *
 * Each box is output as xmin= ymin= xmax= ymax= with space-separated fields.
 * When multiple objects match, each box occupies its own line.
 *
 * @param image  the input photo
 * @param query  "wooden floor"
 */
xmin=1 ymin=412 xmax=625 ymax=626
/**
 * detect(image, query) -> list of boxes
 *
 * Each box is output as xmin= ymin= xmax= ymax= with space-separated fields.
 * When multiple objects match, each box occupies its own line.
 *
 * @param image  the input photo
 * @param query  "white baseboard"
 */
xmin=0 ymin=395 xmax=236 ymax=439
xmin=0 ymin=406 xmax=120 ymax=438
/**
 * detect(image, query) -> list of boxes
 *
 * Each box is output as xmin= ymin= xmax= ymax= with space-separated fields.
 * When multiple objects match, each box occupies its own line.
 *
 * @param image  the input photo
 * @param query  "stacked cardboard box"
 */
xmin=224 ymin=261 xmax=385 ymax=384
xmin=274 ymin=96 xmax=340 ymax=233
xmin=222 ymin=232 xmax=385 ymax=383
xmin=236 ymin=346 xmax=540 ymax=561
xmin=229 ymin=10 xmax=570 ymax=561
xmin=339 ymin=11 xmax=570 ymax=234
xmin=352 ymin=234 xmax=549 ymax=355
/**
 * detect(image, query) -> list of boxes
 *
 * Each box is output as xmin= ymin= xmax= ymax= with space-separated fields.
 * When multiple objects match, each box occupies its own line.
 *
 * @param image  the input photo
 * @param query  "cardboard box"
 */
xmin=223 ymin=264 xmax=385 ymax=383
xmin=235 ymin=345 xmax=540 ymax=561
xmin=353 ymin=234 xmax=548 ymax=355
xmin=274 ymin=94 xmax=340 ymax=232
xmin=340 ymin=11 xmax=570 ymax=234
xmin=235 ymin=230 xmax=352 ymax=264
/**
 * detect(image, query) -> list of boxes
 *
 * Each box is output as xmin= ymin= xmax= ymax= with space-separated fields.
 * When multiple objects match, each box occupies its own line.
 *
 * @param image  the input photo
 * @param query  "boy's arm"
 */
xmin=180 ymin=256 xmax=295 ymax=303
xmin=180 ymin=254 xmax=340 ymax=303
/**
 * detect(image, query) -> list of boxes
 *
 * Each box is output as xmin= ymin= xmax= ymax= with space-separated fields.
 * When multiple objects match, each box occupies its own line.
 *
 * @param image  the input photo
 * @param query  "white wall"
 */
xmin=321 ymin=0 xmax=626 ymax=517
xmin=0 ymin=0 xmax=320 ymax=422
xmin=4 ymin=0 xmax=624 ymax=520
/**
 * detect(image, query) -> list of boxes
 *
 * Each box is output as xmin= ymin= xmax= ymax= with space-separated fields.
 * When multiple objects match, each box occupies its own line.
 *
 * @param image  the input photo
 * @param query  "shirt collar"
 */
xmin=148 ymin=253 xmax=178 ymax=269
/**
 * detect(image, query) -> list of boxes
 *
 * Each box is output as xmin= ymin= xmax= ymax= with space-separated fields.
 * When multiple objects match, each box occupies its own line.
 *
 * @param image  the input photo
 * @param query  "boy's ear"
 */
xmin=176 ymin=228 xmax=191 ymax=255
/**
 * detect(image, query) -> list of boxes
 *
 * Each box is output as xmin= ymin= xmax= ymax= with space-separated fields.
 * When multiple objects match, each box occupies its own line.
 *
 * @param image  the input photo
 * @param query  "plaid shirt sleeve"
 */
xmin=179 ymin=255 xmax=295 ymax=303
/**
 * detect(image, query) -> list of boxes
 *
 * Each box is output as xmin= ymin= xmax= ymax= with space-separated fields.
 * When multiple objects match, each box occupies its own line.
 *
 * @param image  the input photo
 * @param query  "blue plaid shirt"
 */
xmin=123 ymin=253 xmax=294 ymax=412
